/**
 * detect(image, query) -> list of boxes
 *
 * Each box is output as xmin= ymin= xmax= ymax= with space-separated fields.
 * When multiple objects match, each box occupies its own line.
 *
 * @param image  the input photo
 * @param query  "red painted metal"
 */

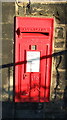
xmin=15 ymin=17 xmax=54 ymax=102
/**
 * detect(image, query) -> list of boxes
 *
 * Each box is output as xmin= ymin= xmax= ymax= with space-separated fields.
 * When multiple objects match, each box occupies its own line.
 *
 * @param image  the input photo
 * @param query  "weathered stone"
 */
xmin=2 ymin=2 xmax=15 ymax=101
xmin=54 ymin=41 xmax=65 ymax=48
xmin=55 ymin=55 xmax=66 ymax=69
xmin=1 ymin=1 xmax=67 ymax=119
xmin=18 ymin=3 xmax=67 ymax=24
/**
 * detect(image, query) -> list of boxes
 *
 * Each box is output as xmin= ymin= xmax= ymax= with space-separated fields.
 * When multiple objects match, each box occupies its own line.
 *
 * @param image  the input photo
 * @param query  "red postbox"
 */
xmin=14 ymin=17 xmax=54 ymax=102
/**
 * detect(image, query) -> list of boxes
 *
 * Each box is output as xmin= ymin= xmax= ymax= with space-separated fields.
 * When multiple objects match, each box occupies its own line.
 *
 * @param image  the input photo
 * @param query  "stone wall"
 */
xmin=2 ymin=1 xmax=67 ymax=119
xmin=2 ymin=2 xmax=15 ymax=101
xmin=15 ymin=1 xmax=67 ymax=119
xmin=16 ymin=1 xmax=67 ymax=100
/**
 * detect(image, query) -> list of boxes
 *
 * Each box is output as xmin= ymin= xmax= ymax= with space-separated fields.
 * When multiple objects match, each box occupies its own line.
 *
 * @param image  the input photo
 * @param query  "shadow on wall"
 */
xmin=63 ymin=29 xmax=67 ymax=111
xmin=63 ymin=86 xmax=67 ymax=109
xmin=1 ymin=49 xmax=67 ymax=119
xmin=1 ymin=50 xmax=67 ymax=101
xmin=63 ymin=27 xmax=67 ymax=111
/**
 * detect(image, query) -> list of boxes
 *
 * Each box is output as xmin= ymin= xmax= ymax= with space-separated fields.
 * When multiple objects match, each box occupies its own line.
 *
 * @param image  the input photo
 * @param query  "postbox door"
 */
xmin=23 ymin=51 xmax=40 ymax=102
xmin=15 ymin=35 xmax=52 ymax=102
xmin=17 ymin=38 xmax=41 ymax=102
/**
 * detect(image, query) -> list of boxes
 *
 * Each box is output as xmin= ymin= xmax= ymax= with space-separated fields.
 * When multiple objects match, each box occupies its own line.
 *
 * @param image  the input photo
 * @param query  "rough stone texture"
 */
xmin=2 ymin=1 xmax=67 ymax=119
xmin=2 ymin=2 xmax=15 ymax=101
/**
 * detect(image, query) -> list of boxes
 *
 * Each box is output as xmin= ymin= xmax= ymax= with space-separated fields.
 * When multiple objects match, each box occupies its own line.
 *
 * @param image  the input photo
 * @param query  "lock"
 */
xmin=23 ymin=73 xmax=28 ymax=79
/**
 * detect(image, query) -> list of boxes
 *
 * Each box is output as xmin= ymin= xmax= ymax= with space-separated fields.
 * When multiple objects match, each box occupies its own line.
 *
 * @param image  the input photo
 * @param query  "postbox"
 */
xmin=14 ymin=17 xmax=54 ymax=102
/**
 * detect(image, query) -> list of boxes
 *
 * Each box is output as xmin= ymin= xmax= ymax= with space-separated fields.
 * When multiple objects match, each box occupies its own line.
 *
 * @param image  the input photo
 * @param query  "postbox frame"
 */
xmin=14 ymin=17 xmax=54 ymax=102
